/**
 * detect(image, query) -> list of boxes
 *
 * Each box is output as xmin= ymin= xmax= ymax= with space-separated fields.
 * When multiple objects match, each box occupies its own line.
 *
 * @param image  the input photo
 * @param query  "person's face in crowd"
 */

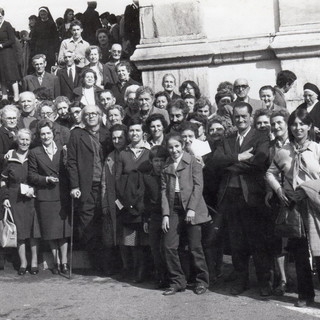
xmin=83 ymin=72 xmax=96 ymax=87
xmin=138 ymin=92 xmax=153 ymax=113
xmin=167 ymin=137 xmax=184 ymax=160
xmin=29 ymin=18 xmax=36 ymax=28
xmin=40 ymin=126 xmax=54 ymax=147
xmin=303 ymin=89 xmax=318 ymax=107
xmin=290 ymin=117 xmax=311 ymax=143
xmin=183 ymin=83 xmax=196 ymax=97
xmin=99 ymin=92 xmax=115 ymax=111
xmin=88 ymin=48 xmax=100 ymax=64
xmin=20 ymin=93 xmax=36 ymax=114
xmin=39 ymin=10 xmax=49 ymax=21
xmin=126 ymin=92 xmax=138 ymax=110
xmin=169 ymin=106 xmax=185 ymax=125
xmin=259 ymin=89 xmax=275 ymax=109
xmin=283 ymin=82 xmax=294 ymax=93
xmin=217 ymin=96 xmax=232 ymax=109
xmin=97 ymin=32 xmax=108 ymax=46
xmin=64 ymin=51 xmax=75 ymax=67
xmin=255 ymin=115 xmax=271 ymax=132
xmin=234 ymin=79 xmax=250 ymax=100
xmin=57 ymin=102 xmax=69 ymax=119
xmin=149 ymin=119 xmax=164 ymax=140
xmin=33 ymin=58 xmax=46 ymax=75
xmin=271 ymin=116 xmax=288 ymax=140
xmin=83 ymin=106 xmax=100 ymax=128
xmin=111 ymin=45 xmax=122 ymax=60
xmin=66 ymin=10 xmax=74 ymax=22
xmin=117 ymin=66 xmax=130 ymax=82
xmin=128 ymin=124 xmax=143 ymax=144
xmin=151 ymin=157 xmax=165 ymax=176
xmin=233 ymin=106 xmax=251 ymax=133
xmin=71 ymin=25 xmax=83 ymax=40
xmin=2 ymin=111 xmax=18 ymax=130
xmin=184 ymin=98 xmax=195 ymax=112
xmin=112 ymin=130 xmax=126 ymax=150
xmin=40 ymin=106 xmax=55 ymax=122
xmin=209 ymin=122 xmax=225 ymax=141
xmin=108 ymin=108 xmax=123 ymax=126
xmin=70 ymin=107 xmax=82 ymax=124
xmin=162 ymin=76 xmax=175 ymax=93
xmin=181 ymin=129 xmax=196 ymax=152
xmin=17 ymin=132 xmax=31 ymax=153
xmin=155 ymin=95 xmax=168 ymax=109
xmin=196 ymin=105 xmax=211 ymax=118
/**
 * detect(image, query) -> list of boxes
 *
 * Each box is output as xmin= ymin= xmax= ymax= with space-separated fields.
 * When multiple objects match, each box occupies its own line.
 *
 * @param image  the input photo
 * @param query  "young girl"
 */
xmin=161 ymin=132 xmax=211 ymax=295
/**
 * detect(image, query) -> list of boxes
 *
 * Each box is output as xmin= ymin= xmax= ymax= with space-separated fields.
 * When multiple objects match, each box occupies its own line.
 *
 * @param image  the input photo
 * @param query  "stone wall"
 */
xmin=132 ymin=0 xmax=320 ymax=112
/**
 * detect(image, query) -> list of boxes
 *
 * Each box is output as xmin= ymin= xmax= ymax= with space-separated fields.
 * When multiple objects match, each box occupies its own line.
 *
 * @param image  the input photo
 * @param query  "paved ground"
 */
xmin=1 ymin=258 xmax=320 ymax=320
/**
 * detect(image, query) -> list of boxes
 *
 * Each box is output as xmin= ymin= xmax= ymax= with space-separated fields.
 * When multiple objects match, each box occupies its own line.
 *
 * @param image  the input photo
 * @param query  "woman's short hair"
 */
xmin=194 ymin=96 xmax=214 ymax=115
xmin=36 ymin=119 xmax=55 ymax=137
xmin=165 ymin=131 xmax=184 ymax=148
xmin=15 ymin=128 xmax=32 ymax=142
xmin=207 ymin=115 xmax=227 ymax=133
xmin=80 ymin=68 xmax=97 ymax=85
xmin=288 ymin=108 xmax=314 ymax=142
xmin=96 ymin=28 xmax=109 ymax=39
xmin=54 ymin=96 xmax=71 ymax=108
xmin=106 ymin=104 xmax=124 ymax=117
xmin=215 ymin=89 xmax=234 ymax=105
xmin=124 ymin=85 xmax=140 ymax=101
xmin=115 ymin=61 xmax=132 ymax=74
xmin=1 ymin=105 xmax=20 ymax=123
xmin=109 ymin=123 xmax=128 ymax=136
xmin=39 ymin=100 xmax=56 ymax=114
xmin=259 ymin=85 xmax=275 ymax=95
xmin=145 ymin=113 xmax=168 ymax=134
xmin=253 ymin=108 xmax=272 ymax=128
xmin=270 ymin=109 xmax=290 ymax=123
xmin=85 ymin=45 xmax=101 ymax=60
xmin=179 ymin=121 xmax=199 ymax=138
xmin=154 ymin=91 xmax=171 ymax=105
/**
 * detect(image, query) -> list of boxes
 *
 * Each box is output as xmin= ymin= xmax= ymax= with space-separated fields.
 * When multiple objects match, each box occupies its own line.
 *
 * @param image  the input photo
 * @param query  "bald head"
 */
xmin=110 ymin=44 xmax=122 ymax=60
xmin=234 ymin=78 xmax=250 ymax=101
xmin=19 ymin=91 xmax=36 ymax=115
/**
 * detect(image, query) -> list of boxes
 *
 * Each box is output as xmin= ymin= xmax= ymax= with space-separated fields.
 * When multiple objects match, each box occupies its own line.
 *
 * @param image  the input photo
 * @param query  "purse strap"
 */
xmin=4 ymin=207 xmax=14 ymax=224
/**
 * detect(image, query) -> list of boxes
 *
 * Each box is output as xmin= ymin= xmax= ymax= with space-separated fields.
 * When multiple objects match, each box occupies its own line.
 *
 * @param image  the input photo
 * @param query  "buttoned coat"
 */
xmin=67 ymin=127 xmax=112 ymax=203
xmin=212 ymin=128 xmax=270 ymax=207
xmin=161 ymin=152 xmax=211 ymax=225
xmin=22 ymin=72 xmax=60 ymax=99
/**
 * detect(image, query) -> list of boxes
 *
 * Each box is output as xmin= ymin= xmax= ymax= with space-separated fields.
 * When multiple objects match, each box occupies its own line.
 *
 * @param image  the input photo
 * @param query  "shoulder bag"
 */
xmin=0 ymin=207 xmax=17 ymax=247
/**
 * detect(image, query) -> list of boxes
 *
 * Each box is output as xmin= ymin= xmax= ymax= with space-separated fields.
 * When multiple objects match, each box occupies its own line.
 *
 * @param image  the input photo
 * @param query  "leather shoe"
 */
xmin=52 ymin=263 xmax=60 ymax=275
xmin=295 ymin=298 xmax=314 ymax=308
xmin=18 ymin=267 xmax=27 ymax=276
xmin=273 ymin=281 xmax=287 ymax=296
xmin=30 ymin=267 xmax=39 ymax=275
xmin=194 ymin=285 xmax=207 ymax=295
xmin=60 ymin=263 xmax=69 ymax=275
xmin=163 ymin=287 xmax=185 ymax=296
xmin=230 ymin=281 xmax=249 ymax=295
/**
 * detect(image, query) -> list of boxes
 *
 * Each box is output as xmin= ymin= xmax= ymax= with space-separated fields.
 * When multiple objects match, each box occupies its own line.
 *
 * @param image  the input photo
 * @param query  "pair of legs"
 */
xmin=1 ymin=81 xmax=19 ymax=101
xmin=49 ymin=238 xmax=69 ymax=266
xmin=18 ymin=238 xmax=39 ymax=268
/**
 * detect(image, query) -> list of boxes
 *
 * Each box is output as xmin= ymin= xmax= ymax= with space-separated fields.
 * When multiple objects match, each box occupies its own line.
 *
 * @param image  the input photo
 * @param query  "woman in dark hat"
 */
xmin=297 ymin=82 xmax=320 ymax=141
xmin=30 ymin=6 xmax=59 ymax=72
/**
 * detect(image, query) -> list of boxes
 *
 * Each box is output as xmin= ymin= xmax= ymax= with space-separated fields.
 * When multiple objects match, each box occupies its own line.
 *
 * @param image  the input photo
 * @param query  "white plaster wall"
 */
xmin=202 ymin=0 xmax=278 ymax=40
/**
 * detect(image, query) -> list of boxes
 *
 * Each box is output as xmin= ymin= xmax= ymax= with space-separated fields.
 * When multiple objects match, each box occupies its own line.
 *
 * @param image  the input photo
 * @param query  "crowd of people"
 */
xmin=0 ymin=1 xmax=320 ymax=310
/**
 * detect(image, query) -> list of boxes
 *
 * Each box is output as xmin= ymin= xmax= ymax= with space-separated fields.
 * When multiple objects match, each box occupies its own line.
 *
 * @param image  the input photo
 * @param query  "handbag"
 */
xmin=0 ymin=207 xmax=17 ymax=247
xmin=273 ymin=160 xmax=303 ymax=238
xmin=275 ymin=202 xmax=303 ymax=238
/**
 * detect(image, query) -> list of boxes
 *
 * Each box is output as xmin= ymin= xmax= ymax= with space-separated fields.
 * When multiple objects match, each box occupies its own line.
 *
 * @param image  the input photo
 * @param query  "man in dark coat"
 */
xmin=81 ymin=1 xmax=101 ymax=45
xmin=124 ymin=0 xmax=140 ymax=55
xmin=212 ymin=101 xmax=273 ymax=297
xmin=67 ymin=105 xmax=112 ymax=272
xmin=22 ymin=54 xmax=60 ymax=100
xmin=56 ymin=50 xmax=82 ymax=101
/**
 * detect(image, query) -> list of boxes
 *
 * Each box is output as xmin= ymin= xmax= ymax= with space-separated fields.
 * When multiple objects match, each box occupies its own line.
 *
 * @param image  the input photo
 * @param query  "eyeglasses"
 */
xmin=72 ymin=111 xmax=81 ymax=115
xmin=4 ymin=117 xmax=17 ymax=121
xmin=40 ymin=112 xmax=53 ymax=117
xmin=84 ymin=112 xmax=98 ymax=118
xmin=234 ymin=85 xmax=249 ymax=90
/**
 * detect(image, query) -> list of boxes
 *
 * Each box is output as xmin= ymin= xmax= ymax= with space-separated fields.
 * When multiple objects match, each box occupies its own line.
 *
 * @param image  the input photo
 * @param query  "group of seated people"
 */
xmin=1 ymin=65 xmax=320 ymax=309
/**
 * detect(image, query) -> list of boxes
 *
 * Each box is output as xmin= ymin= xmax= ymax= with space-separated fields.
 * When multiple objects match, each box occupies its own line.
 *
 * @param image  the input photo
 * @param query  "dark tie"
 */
xmin=68 ymin=68 xmax=73 ymax=84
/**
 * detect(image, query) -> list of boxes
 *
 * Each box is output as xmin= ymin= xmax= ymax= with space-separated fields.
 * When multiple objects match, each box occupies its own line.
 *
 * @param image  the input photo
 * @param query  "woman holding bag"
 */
xmin=266 ymin=108 xmax=320 ymax=307
xmin=1 ymin=129 xmax=41 ymax=275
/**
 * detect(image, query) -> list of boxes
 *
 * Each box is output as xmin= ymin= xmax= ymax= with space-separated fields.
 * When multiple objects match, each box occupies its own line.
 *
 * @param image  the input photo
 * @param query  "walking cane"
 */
xmin=69 ymin=197 xmax=74 ymax=280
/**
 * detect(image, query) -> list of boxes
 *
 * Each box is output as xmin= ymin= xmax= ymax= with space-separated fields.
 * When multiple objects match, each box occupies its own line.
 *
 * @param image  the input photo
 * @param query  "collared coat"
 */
xmin=56 ymin=66 xmax=82 ymax=101
xmin=161 ymin=151 xmax=211 ymax=225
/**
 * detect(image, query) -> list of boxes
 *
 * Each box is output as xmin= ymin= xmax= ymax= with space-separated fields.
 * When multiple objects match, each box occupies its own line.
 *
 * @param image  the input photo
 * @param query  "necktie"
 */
xmin=68 ymin=68 xmax=73 ymax=84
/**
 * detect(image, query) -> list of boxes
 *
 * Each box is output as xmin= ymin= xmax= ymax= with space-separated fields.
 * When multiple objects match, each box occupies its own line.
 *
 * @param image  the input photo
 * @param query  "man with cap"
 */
xmin=232 ymin=78 xmax=265 ymax=116
xmin=297 ymin=82 xmax=320 ymax=141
